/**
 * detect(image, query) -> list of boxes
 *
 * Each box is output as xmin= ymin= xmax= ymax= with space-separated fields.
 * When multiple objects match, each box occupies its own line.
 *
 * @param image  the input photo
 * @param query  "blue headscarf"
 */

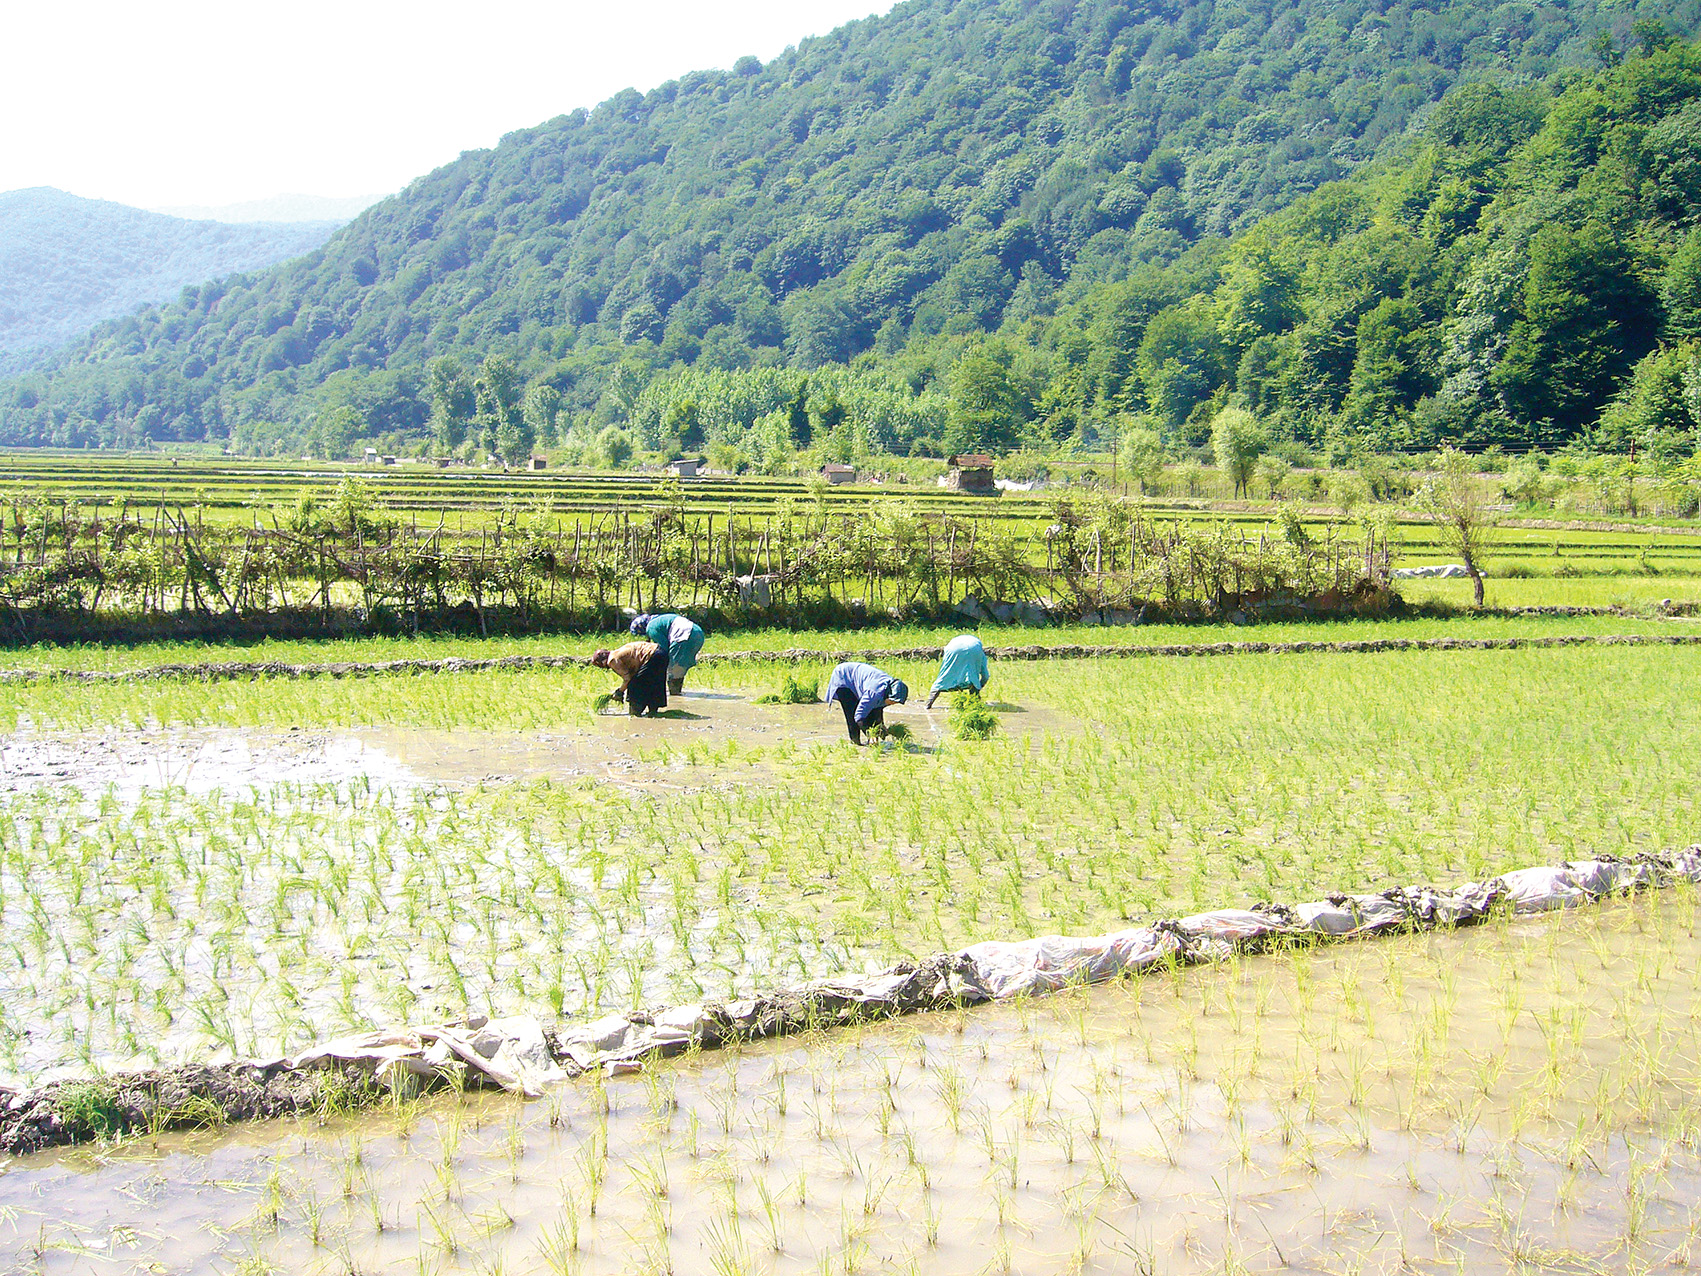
xmin=629 ymin=613 xmax=652 ymax=637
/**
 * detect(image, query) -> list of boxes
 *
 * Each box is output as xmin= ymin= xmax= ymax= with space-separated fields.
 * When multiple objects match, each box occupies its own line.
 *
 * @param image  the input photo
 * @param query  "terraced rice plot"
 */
xmin=6 ymin=888 xmax=1700 ymax=1275
xmin=0 ymin=644 xmax=1693 ymax=1089
xmin=3 ymin=452 xmax=1700 ymax=604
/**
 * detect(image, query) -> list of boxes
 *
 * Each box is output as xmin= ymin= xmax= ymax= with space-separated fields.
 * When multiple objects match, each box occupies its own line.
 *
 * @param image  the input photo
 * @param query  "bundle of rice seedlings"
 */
xmin=753 ymin=672 xmax=821 ymax=705
xmin=951 ymin=690 xmax=998 ymax=740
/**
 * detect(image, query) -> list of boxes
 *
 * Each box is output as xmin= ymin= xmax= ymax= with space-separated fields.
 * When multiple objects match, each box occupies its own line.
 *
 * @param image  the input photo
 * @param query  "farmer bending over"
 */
xmin=926 ymin=634 xmax=990 ymax=710
xmin=824 ymin=661 xmax=909 ymax=745
xmin=592 ymin=640 xmax=668 ymax=716
xmin=631 ymin=612 xmax=706 ymax=696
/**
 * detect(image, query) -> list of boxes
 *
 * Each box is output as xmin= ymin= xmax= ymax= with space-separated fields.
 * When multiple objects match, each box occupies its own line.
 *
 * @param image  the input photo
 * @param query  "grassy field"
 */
xmin=0 ymin=642 xmax=1693 ymax=1088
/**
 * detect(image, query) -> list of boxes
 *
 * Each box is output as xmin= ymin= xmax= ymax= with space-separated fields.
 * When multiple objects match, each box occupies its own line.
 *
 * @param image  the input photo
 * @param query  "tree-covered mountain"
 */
xmin=0 ymin=189 xmax=342 ymax=378
xmin=977 ymin=27 xmax=1701 ymax=459
xmin=4 ymin=0 xmax=1697 ymax=452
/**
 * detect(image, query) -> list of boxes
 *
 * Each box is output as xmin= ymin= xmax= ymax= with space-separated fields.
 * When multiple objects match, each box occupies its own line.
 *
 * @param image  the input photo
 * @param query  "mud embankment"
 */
xmin=0 ymin=626 xmax=1695 ymax=690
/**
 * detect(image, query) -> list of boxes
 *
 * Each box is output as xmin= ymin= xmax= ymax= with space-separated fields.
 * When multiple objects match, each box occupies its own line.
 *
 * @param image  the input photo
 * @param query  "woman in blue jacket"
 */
xmin=823 ymin=662 xmax=909 ymax=745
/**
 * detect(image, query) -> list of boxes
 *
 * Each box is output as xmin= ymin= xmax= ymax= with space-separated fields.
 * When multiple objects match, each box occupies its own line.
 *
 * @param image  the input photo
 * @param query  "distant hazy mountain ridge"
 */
xmin=152 ymin=194 xmax=385 ymax=224
xmin=0 ymin=188 xmax=344 ymax=375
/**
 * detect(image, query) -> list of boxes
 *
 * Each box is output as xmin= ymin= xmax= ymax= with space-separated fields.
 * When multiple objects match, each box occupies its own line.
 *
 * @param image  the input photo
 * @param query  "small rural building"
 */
xmin=381 ymin=455 xmax=397 ymax=466
xmin=363 ymin=447 xmax=380 ymax=464
xmin=823 ymin=464 xmax=856 ymax=485
xmin=436 ymin=457 xmax=454 ymax=468
xmin=946 ymin=453 xmax=997 ymax=494
xmin=528 ymin=456 xmax=548 ymax=471
xmin=667 ymin=457 xmax=702 ymax=478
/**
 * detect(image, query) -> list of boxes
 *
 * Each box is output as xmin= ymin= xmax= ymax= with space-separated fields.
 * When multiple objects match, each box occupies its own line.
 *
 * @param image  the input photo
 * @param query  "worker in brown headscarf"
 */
xmin=591 ymin=640 xmax=668 ymax=716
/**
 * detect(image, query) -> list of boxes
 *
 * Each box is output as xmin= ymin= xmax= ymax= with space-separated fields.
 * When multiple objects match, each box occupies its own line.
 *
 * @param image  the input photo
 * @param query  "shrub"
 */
xmin=1501 ymin=457 xmax=1552 ymax=506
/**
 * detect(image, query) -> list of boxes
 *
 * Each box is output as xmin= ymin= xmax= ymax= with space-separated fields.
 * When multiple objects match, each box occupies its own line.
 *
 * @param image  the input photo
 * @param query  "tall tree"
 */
xmin=1211 ymin=407 xmax=1266 ymax=497
xmin=475 ymin=356 xmax=529 ymax=464
xmin=428 ymin=357 xmax=474 ymax=453
xmin=945 ymin=352 xmax=1023 ymax=455
xmin=1491 ymin=221 xmax=1656 ymax=437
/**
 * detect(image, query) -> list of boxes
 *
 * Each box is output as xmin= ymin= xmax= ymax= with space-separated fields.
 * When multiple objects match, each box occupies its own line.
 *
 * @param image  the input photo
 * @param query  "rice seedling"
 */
xmin=0 ymin=626 xmax=1699 ymax=1273
xmin=949 ymin=689 xmax=998 ymax=740
xmin=751 ymin=672 xmax=820 ymax=705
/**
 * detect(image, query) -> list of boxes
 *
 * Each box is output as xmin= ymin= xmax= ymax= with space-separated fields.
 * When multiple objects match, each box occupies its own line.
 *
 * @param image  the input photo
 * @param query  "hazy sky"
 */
xmin=4 ymin=0 xmax=896 ymax=210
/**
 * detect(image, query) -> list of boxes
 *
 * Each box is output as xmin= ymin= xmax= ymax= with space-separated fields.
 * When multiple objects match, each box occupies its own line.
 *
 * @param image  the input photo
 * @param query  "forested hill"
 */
xmin=4 ymin=0 xmax=1697 ymax=451
xmin=0 ymin=189 xmax=340 ymax=378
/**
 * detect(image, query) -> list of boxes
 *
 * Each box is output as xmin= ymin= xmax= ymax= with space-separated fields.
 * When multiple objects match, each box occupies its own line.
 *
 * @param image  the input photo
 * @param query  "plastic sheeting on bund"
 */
xmin=4 ymin=848 xmax=1698 ymax=1154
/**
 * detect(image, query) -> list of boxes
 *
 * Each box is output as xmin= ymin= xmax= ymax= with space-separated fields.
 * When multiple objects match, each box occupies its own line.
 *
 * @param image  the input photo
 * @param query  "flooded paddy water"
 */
xmin=0 ymin=692 xmax=1072 ymax=799
xmin=0 ymin=685 xmax=1082 ymax=1086
xmin=7 ymin=889 xmax=1701 ymax=1275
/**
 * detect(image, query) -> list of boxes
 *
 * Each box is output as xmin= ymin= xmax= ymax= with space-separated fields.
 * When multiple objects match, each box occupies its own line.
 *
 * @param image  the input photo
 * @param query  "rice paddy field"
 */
xmin=2 ymin=642 xmax=1696 ymax=1082
xmin=0 ymin=455 xmax=1698 ymax=1272
xmin=0 ymin=607 xmax=1689 ymax=674
xmin=10 ymin=889 xmax=1701 ymax=1275
xmin=4 ymin=452 xmax=1701 ymax=606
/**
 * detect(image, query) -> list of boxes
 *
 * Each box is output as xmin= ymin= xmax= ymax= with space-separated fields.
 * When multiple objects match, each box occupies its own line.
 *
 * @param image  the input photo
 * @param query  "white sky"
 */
xmin=3 ymin=0 xmax=896 ymax=209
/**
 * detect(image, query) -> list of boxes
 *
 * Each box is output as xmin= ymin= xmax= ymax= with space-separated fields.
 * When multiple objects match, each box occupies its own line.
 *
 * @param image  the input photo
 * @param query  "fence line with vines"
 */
xmin=0 ymin=489 xmax=1392 ymax=639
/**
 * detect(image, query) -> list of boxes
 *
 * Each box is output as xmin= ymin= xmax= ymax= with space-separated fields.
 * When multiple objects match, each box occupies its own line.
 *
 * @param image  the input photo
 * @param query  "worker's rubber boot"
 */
xmin=667 ymin=676 xmax=685 ymax=696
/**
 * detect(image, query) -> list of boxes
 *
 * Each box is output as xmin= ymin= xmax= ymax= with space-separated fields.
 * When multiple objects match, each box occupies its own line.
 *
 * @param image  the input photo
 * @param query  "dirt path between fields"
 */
xmin=0 ymin=627 xmax=1695 ymax=689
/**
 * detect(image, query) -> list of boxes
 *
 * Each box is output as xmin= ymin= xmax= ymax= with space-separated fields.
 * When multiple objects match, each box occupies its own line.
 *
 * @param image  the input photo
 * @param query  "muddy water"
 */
xmin=7 ymin=890 xmax=1700 ymax=1275
xmin=0 ymin=692 xmax=1063 ymax=798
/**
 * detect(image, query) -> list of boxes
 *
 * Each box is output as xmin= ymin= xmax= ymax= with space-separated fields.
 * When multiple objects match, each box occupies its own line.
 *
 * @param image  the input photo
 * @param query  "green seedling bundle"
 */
xmin=949 ymin=689 xmax=998 ymax=739
xmin=751 ymin=671 xmax=819 ymax=704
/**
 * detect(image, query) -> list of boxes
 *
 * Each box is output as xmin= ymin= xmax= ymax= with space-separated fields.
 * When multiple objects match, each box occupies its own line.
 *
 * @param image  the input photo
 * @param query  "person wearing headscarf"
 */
xmin=591 ymin=640 xmax=668 ymax=716
xmin=630 ymin=612 xmax=707 ymax=696
xmin=823 ymin=661 xmax=909 ymax=745
xmin=926 ymin=634 xmax=990 ymax=709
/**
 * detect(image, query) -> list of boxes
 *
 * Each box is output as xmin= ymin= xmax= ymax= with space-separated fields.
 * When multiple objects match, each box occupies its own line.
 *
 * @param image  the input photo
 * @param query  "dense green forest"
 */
xmin=0 ymin=189 xmax=340 ymax=379
xmin=4 ymin=0 xmax=1699 ymax=460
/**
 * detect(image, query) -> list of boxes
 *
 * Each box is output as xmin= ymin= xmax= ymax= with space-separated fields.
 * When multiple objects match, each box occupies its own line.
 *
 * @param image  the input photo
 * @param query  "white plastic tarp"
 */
xmin=958 ymin=927 xmax=1181 ymax=999
xmin=283 ymin=1016 xmax=563 ymax=1097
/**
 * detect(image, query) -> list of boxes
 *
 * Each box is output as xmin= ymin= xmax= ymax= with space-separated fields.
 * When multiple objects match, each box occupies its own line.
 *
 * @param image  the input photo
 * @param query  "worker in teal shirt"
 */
xmin=926 ymin=634 xmax=990 ymax=709
xmin=630 ymin=613 xmax=706 ymax=695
